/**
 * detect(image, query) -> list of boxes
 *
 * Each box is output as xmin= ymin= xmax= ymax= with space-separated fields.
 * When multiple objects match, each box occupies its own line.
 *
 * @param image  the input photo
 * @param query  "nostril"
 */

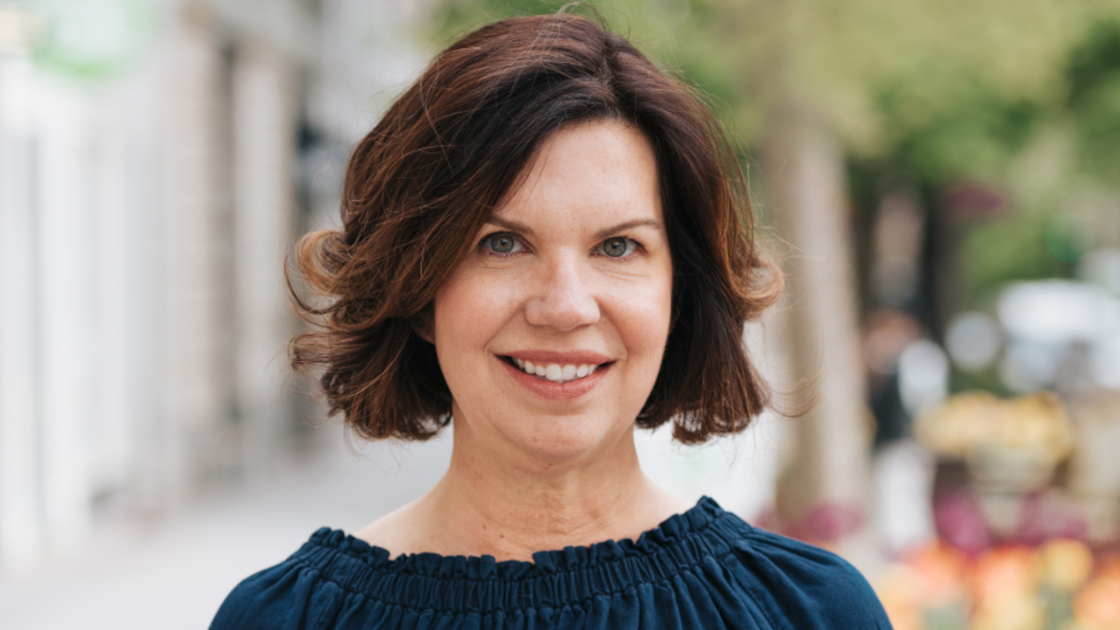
xmin=524 ymin=294 xmax=600 ymax=331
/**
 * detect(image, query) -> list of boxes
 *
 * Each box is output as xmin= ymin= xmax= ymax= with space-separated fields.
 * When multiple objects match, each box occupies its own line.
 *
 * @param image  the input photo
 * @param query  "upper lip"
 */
xmin=501 ymin=350 xmax=612 ymax=365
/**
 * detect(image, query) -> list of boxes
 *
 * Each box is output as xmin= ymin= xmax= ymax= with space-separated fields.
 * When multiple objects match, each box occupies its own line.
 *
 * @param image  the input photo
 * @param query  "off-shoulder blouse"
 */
xmin=209 ymin=497 xmax=892 ymax=629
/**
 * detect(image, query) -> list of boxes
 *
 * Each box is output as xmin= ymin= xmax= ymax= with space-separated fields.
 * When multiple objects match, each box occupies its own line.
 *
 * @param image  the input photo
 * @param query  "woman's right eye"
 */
xmin=483 ymin=232 xmax=522 ymax=255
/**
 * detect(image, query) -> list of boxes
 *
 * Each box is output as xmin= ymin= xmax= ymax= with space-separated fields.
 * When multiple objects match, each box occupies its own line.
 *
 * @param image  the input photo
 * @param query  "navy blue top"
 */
xmin=210 ymin=497 xmax=891 ymax=629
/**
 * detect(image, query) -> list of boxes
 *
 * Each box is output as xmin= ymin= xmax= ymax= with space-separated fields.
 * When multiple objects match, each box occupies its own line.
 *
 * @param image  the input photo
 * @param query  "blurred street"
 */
xmin=0 ymin=422 xmax=784 ymax=630
xmin=0 ymin=429 xmax=453 ymax=630
xmin=3 ymin=1 xmax=1120 ymax=628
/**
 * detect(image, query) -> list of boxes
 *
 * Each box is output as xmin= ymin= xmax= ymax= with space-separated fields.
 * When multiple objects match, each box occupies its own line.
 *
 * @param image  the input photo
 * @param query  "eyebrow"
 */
xmin=484 ymin=217 xmax=663 ymax=240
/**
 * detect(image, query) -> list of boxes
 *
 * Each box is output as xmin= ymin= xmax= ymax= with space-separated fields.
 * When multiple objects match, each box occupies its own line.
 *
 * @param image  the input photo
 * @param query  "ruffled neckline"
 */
xmin=305 ymin=495 xmax=730 ymax=581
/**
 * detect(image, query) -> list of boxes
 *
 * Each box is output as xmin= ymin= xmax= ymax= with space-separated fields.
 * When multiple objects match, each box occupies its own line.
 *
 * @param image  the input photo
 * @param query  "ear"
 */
xmin=411 ymin=305 xmax=435 ymax=344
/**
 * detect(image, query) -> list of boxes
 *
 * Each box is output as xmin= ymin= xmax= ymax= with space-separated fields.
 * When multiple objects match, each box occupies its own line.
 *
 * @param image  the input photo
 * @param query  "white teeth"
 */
xmin=512 ymin=359 xmax=602 ymax=384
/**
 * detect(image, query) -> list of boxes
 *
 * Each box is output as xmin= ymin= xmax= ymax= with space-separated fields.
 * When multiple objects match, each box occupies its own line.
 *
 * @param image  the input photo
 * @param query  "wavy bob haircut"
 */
xmin=289 ymin=12 xmax=782 ymax=444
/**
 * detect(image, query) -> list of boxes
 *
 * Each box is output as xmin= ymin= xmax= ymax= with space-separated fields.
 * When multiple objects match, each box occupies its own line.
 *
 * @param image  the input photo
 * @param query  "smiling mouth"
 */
xmin=502 ymin=356 xmax=608 ymax=385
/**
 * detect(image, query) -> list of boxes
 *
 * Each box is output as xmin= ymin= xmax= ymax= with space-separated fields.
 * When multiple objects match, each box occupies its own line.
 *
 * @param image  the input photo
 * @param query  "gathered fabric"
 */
xmin=209 ymin=497 xmax=892 ymax=629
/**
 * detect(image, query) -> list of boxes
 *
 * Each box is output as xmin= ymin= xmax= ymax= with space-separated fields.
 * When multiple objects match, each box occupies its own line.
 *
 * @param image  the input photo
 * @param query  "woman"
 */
xmin=210 ymin=13 xmax=892 ymax=630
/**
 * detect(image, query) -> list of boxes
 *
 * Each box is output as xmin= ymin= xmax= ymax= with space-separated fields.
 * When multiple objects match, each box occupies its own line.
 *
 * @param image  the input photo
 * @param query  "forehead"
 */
xmin=493 ymin=120 xmax=662 ymax=226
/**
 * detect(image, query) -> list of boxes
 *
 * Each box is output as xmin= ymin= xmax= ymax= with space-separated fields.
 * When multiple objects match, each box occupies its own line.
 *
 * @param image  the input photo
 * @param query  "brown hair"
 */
xmin=289 ymin=13 xmax=782 ymax=444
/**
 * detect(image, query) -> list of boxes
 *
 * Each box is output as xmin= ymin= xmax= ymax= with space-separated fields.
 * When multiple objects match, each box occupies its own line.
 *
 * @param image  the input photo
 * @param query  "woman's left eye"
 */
xmin=598 ymin=236 xmax=637 ymax=258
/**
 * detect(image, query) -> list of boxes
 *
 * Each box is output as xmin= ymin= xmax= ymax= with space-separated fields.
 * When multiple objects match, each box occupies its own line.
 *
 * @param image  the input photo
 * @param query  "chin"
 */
xmin=502 ymin=414 xmax=631 ymax=467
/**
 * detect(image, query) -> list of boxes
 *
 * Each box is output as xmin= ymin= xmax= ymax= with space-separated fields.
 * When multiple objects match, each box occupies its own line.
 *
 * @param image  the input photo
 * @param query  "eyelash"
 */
xmin=479 ymin=232 xmax=642 ymax=260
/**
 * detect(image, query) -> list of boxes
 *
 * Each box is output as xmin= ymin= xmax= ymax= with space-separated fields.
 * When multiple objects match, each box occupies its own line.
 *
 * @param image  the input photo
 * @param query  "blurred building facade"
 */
xmin=0 ymin=0 xmax=425 ymax=570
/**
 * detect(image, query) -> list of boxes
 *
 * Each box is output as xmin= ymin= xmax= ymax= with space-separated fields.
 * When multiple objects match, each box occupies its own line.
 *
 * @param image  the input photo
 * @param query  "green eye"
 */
xmin=487 ymin=233 xmax=517 ymax=253
xmin=602 ymin=237 xmax=630 ymax=258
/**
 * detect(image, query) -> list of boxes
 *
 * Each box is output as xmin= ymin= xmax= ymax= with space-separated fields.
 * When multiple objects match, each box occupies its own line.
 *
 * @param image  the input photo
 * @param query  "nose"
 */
xmin=524 ymin=254 xmax=600 ymax=331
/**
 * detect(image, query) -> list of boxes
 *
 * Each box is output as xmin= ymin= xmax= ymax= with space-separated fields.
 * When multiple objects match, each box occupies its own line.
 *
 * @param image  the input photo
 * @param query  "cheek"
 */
xmin=432 ymin=272 xmax=523 ymax=354
xmin=612 ymin=274 xmax=674 ymax=359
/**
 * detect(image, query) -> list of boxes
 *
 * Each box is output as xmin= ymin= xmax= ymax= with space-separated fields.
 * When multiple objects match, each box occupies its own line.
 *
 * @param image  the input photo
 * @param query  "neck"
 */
xmin=415 ymin=422 xmax=684 ymax=561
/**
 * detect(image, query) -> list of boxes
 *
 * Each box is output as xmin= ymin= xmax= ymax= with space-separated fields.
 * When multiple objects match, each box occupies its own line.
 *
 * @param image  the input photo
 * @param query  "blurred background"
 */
xmin=1 ymin=0 xmax=1119 ymax=628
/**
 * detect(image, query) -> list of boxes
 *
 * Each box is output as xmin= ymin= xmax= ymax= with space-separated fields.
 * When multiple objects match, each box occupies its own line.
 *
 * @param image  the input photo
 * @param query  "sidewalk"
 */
xmin=0 ymin=429 xmax=453 ymax=630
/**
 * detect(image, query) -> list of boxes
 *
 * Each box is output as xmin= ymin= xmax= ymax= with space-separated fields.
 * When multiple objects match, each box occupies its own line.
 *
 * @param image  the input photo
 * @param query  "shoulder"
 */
xmin=209 ymin=529 xmax=352 ymax=630
xmin=715 ymin=515 xmax=893 ymax=629
xmin=209 ymin=560 xmax=308 ymax=630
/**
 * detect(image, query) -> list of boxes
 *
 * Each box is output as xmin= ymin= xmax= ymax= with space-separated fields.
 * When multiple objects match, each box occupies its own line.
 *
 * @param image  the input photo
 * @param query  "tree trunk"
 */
xmin=761 ymin=101 xmax=872 ymax=554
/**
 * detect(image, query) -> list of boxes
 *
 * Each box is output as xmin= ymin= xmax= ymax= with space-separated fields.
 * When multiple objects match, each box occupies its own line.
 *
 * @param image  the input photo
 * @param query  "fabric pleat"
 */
xmin=210 ymin=497 xmax=892 ymax=629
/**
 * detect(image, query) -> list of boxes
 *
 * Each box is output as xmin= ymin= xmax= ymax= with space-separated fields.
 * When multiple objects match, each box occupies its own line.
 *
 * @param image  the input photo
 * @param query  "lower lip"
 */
xmin=498 ymin=358 xmax=610 ymax=400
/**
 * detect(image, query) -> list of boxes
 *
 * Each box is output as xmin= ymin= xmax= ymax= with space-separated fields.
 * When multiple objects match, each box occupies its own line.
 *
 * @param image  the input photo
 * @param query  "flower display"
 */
xmin=877 ymin=540 xmax=1120 ymax=630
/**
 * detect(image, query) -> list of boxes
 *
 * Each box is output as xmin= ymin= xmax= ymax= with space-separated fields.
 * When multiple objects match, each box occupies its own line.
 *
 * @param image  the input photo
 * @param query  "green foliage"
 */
xmin=879 ymin=85 xmax=1046 ymax=185
xmin=432 ymin=0 xmax=569 ymax=41
xmin=958 ymin=213 xmax=1069 ymax=308
xmin=1066 ymin=21 xmax=1120 ymax=180
xmin=433 ymin=0 xmax=1120 ymax=176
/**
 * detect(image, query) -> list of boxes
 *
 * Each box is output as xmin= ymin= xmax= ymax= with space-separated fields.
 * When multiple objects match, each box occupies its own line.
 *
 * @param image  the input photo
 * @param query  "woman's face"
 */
xmin=431 ymin=121 xmax=673 ymax=466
